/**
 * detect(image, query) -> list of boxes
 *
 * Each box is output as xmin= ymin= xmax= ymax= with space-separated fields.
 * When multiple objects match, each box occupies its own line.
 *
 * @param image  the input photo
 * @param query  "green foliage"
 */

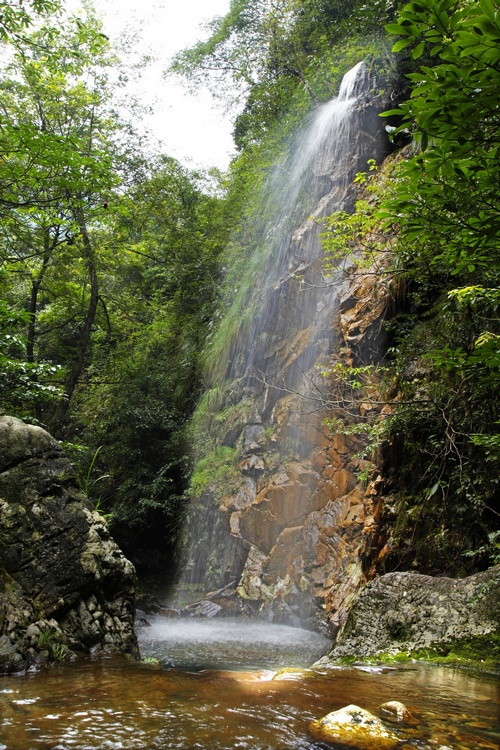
xmin=66 ymin=159 xmax=229 ymax=567
xmin=0 ymin=0 xmax=60 ymax=42
xmin=0 ymin=7 xmax=229 ymax=571
xmin=464 ymin=531 xmax=500 ymax=566
xmin=190 ymin=446 xmax=240 ymax=502
xmin=170 ymin=0 xmax=400 ymax=149
xmin=0 ymin=9 xmax=124 ymax=427
xmin=76 ymin=446 xmax=111 ymax=517
xmin=0 ymin=293 xmax=63 ymax=416
xmin=380 ymin=0 xmax=500 ymax=570
xmin=37 ymin=629 xmax=69 ymax=661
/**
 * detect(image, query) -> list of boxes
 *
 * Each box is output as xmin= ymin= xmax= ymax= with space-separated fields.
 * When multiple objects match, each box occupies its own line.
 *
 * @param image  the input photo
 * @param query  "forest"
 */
xmin=1 ymin=0 xmax=499 ymax=581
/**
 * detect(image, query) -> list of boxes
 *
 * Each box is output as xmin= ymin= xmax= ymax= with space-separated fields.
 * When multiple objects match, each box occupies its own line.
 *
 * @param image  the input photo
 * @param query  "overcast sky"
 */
xmin=68 ymin=0 xmax=235 ymax=170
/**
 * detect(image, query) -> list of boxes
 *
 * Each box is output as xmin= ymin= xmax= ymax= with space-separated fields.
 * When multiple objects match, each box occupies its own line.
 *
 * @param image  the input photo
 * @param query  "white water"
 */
xmin=221 ymin=61 xmax=374 ymax=388
xmin=138 ymin=618 xmax=330 ymax=670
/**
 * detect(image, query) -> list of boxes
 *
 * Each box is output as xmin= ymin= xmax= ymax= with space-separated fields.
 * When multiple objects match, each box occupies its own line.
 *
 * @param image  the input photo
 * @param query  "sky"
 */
xmin=68 ymin=0 xmax=235 ymax=170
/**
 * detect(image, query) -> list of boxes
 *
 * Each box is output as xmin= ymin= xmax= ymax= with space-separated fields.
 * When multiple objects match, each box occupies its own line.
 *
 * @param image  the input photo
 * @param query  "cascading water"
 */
xmin=176 ymin=62 xmax=390 ymax=629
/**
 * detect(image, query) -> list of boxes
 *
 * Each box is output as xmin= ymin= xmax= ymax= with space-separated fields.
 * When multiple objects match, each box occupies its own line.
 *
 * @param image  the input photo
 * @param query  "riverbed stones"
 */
xmin=310 ymin=704 xmax=400 ymax=749
xmin=380 ymin=701 xmax=420 ymax=725
xmin=0 ymin=415 xmax=138 ymax=672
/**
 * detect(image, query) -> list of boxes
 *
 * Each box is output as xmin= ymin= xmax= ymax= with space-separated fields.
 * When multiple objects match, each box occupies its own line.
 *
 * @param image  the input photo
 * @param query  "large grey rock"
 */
xmin=0 ymin=416 xmax=138 ymax=672
xmin=326 ymin=566 xmax=500 ymax=660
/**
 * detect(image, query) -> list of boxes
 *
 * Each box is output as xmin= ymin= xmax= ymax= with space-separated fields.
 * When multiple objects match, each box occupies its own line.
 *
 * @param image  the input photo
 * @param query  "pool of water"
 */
xmin=136 ymin=617 xmax=331 ymax=670
xmin=0 ymin=619 xmax=498 ymax=750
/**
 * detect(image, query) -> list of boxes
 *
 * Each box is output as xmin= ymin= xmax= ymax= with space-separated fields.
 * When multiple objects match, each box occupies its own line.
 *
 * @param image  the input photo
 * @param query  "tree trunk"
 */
xmin=55 ymin=206 xmax=99 ymax=430
xmin=26 ymin=228 xmax=52 ymax=364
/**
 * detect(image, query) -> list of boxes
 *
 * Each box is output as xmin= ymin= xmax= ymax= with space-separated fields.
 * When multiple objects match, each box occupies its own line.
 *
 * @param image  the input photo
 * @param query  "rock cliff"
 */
xmin=0 ymin=416 xmax=138 ymax=673
xmin=182 ymin=83 xmax=393 ymax=633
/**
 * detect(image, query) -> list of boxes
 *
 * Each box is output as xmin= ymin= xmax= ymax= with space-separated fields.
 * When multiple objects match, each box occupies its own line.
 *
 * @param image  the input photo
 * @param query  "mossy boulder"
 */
xmin=325 ymin=567 xmax=500 ymax=666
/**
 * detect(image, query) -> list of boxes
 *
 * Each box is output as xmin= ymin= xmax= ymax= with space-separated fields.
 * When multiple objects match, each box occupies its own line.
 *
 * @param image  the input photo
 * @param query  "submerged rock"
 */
xmin=380 ymin=700 xmax=420 ymax=725
xmin=0 ymin=416 xmax=138 ymax=672
xmin=185 ymin=600 xmax=223 ymax=618
xmin=310 ymin=704 xmax=400 ymax=749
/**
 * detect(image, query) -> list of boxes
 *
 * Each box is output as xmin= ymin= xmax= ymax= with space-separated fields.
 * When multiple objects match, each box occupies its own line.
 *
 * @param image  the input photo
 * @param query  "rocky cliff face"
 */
xmin=0 ymin=416 xmax=138 ymax=673
xmin=183 ymin=88 xmax=393 ymax=634
xmin=189 ymin=257 xmax=391 ymax=634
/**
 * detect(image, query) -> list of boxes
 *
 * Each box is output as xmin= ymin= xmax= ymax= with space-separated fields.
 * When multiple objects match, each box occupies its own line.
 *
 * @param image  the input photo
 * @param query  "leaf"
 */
xmin=412 ymin=41 xmax=426 ymax=59
xmin=393 ymin=38 xmax=413 ymax=52
xmin=385 ymin=22 xmax=409 ymax=35
xmin=479 ymin=0 xmax=496 ymax=21
xmin=427 ymin=481 xmax=440 ymax=499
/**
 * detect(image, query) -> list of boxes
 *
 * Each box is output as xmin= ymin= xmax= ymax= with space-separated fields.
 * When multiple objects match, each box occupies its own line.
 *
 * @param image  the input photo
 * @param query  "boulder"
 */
xmin=327 ymin=566 xmax=500 ymax=661
xmin=310 ymin=704 xmax=400 ymax=749
xmin=0 ymin=416 xmax=138 ymax=672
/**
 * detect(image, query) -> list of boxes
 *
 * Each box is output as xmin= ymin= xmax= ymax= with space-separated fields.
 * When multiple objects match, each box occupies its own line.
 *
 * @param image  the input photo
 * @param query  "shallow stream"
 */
xmin=0 ymin=619 xmax=498 ymax=750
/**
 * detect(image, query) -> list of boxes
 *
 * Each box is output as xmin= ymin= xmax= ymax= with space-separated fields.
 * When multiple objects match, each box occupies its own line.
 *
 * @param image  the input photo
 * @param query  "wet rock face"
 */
xmin=184 ymin=93 xmax=392 ymax=633
xmin=0 ymin=416 xmax=138 ymax=673
xmin=327 ymin=566 xmax=500 ymax=660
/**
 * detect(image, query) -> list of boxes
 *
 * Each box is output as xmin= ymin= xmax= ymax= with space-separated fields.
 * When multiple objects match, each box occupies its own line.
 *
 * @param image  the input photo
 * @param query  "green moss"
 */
xmin=410 ymin=634 xmax=500 ymax=671
xmin=190 ymin=445 xmax=241 ymax=502
xmin=141 ymin=657 xmax=161 ymax=669
xmin=342 ymin=634 xmax=500 ymax=673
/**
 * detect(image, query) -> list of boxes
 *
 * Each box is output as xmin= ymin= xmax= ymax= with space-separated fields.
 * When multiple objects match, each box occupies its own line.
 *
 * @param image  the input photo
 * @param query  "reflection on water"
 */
xmin=0 ymin=621 xmax=498 ymax=750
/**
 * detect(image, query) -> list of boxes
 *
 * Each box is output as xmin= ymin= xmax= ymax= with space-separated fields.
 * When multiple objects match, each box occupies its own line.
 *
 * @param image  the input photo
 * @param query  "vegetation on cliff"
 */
xmin=321 ymin=0 xmax=500 ymax=573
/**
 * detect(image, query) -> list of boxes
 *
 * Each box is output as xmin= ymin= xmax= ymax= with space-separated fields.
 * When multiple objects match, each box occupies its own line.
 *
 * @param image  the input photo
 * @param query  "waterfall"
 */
xmin=177 ymin=62 xmax=389 ymax=628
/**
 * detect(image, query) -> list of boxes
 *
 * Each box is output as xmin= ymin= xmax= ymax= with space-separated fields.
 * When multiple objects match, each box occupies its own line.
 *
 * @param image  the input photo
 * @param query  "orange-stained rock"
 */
xmin=263 ymin=526 xmax=304 ymax=582
xmin=238 ymin=500 xmax=281 ymax=555
xmin=182 ymin=103 xmax=393 ymax=629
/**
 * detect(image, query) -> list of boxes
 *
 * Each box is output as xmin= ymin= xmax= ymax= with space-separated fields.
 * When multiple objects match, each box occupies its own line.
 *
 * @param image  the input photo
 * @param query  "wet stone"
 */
xmin=310 ymin=704 xmax=400 ymax=750
xmin=185 ymin=600 xmax=223 ymax=618
xmin=380 ymin=700 xmax=420 ymax=725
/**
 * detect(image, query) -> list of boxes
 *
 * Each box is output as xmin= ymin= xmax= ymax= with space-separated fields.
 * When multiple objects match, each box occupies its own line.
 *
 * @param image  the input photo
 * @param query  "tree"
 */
xmin=0 ymin=13 xmax=124 ymax=425
xmin=0 ymin=0 xmax=60 ymax=42
xmin=67 ymin=158 xmax=229 ymax=569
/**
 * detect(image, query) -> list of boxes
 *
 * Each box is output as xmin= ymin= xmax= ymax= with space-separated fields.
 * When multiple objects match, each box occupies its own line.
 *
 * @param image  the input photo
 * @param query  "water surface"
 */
xmin=0 ymin=620 xmax=498 ymax=750
xmin=137 ymin=617 xmax=330 ymax=670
